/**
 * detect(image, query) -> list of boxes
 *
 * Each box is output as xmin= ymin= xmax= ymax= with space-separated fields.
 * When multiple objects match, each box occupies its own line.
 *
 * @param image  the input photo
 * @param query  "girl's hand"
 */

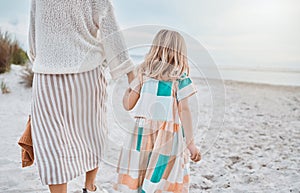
xmin=187 ymin=143 xmax=201 ymax=162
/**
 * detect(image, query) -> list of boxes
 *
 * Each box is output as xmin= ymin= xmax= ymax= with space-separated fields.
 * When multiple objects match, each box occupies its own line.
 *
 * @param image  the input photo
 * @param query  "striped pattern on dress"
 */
xmin=31 ymin=66 xmax=107 ymax=185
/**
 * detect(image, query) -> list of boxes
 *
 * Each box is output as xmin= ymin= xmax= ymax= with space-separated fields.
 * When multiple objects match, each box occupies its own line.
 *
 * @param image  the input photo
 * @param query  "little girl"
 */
xmin=114 ymin=29 xmax=201 ymax=193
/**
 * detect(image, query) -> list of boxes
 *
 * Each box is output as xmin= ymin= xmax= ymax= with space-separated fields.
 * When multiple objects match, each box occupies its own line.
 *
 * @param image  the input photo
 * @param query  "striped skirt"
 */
xmin=31 ymin=66 xmax=107 ymax=185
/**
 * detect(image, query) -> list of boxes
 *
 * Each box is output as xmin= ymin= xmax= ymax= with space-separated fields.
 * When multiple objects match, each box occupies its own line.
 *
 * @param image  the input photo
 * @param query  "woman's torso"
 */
xmin=32 ymin=0 xmax=107 ymax=74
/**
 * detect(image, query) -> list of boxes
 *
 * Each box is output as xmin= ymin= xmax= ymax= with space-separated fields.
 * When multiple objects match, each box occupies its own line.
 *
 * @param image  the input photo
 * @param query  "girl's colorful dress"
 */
xmin=114 ymin=75 xmax=197 ymax=193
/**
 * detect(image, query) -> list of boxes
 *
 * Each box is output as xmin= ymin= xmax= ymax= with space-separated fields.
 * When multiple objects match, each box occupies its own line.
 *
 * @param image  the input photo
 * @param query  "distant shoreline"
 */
xmin=2 ymin=64 xmax=300 ymax=89
xmin=190 ymin=77 xmax=300 ymax=89
xmin=131 ymin=54 xmax=300 ymax=87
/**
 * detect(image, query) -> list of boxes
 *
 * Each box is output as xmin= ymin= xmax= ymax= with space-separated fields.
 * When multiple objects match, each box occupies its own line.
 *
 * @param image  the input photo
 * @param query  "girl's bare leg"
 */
xmin=85 ymin=167 xmax=99 ymax=191
xmin=49 ymin=183 xmax=67 ymax=193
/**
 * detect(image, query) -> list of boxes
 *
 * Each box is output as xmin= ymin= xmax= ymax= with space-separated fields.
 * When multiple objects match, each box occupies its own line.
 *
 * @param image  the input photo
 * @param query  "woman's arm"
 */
xmin=28 ymin=0 xmax=36 ymax=63
xmin=127 ymin=71 xmax=135 ymax=83
xmin=98 ymin=1 xmax=134 ymax=80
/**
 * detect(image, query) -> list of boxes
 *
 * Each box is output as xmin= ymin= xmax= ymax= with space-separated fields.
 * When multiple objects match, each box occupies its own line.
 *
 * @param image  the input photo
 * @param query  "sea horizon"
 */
xmin=130 ymin=54 xmax=300 ymax=87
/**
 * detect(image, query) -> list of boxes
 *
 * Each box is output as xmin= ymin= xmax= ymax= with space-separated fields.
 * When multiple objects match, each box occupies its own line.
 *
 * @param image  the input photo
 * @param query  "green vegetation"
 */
xmin=20 ymin=64 xmax=34 ymax=88
xmin=0 ymin=29 xmax=29 ymax=74
xmin=1 ymin=80 xmax=10 ymax=94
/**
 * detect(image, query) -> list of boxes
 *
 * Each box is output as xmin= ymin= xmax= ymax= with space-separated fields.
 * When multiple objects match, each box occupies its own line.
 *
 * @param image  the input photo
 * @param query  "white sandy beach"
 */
xmin=0 ymin=65 xmax=299 ymax=193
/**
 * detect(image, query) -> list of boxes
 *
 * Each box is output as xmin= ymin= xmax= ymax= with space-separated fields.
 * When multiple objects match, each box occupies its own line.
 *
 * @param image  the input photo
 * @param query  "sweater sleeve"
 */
xmin=98 ymin=1 xmax=134 ymax=80
xmin=28 ymin=0 xmax=36 ymax=63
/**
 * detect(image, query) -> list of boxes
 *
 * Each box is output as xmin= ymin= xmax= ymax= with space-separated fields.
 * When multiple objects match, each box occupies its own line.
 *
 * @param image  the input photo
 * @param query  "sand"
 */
xmin=0 ymin=65 xmax=299 ymax=193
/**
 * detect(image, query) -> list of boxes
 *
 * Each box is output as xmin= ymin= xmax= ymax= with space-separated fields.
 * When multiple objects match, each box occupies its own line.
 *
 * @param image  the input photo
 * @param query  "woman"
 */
xmin=28 ymin=0 xmax=134 ymax=192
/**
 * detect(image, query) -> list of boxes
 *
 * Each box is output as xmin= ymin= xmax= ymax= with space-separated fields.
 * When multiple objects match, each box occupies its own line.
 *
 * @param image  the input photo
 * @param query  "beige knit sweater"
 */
xmin=28 ymin=0 xmax=134 ymax=79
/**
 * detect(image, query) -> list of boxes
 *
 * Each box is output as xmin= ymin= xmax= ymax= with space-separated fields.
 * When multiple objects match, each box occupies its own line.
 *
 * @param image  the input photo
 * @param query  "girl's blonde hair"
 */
xmin=137 ymin=29 xmax=189 ymax=81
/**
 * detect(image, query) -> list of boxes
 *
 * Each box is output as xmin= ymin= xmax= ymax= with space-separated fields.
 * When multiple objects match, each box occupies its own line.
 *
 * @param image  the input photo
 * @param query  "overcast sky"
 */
xmin=0 ymin=0 xmax=299 ymax=69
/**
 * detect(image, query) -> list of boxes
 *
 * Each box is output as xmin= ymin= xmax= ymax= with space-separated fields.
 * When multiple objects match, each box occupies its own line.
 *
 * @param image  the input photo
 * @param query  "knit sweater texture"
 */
xmin=28 ymin=0 xmax=134 ymax=79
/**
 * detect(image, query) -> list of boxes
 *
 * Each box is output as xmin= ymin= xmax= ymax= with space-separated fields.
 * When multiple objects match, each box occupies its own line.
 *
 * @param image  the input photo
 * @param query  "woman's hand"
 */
xmin=127 ymin=71 xmax=134 ymax=83
xmin=187 ymin=142 xmax=201 ymax=162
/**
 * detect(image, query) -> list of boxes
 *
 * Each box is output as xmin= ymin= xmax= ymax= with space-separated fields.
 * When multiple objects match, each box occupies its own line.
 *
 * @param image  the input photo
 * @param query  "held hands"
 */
xmin=187 ymin=142 xmax=201 ymax=162
xmin=126 ymin=71 xmax=135 ymax=83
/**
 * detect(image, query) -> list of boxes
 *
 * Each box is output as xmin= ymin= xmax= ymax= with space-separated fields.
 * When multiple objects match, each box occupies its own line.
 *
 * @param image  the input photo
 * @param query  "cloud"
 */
xmin=0 ymin=0 xmax=30 ymax=49
xmin=172 ymin=0 xmax=300 ymax=68
xmin=9 ymin=19 xmax=19 ymax=26
xmin=0 ymin=18 xmax=29 ymax=50
xmin=0 ymin=0 xmax=299 ymax=69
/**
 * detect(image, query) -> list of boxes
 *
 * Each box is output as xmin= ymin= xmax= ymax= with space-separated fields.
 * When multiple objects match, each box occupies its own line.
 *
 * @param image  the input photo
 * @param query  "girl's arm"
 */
xmin=123 ymin=77 xmax=141 ymax=111
xmin=178 ymin=97 xmax=194 ymax=146
xmin=178 ymin=97 xmax=201 ymax=162
xmin=123 ymin=88 xmax=140 ymax=111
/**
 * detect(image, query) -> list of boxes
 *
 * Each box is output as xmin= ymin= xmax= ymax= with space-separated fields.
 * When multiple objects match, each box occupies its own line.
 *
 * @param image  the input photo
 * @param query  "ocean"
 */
xmin=130 ymin=54 xmax=300 ymax=87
